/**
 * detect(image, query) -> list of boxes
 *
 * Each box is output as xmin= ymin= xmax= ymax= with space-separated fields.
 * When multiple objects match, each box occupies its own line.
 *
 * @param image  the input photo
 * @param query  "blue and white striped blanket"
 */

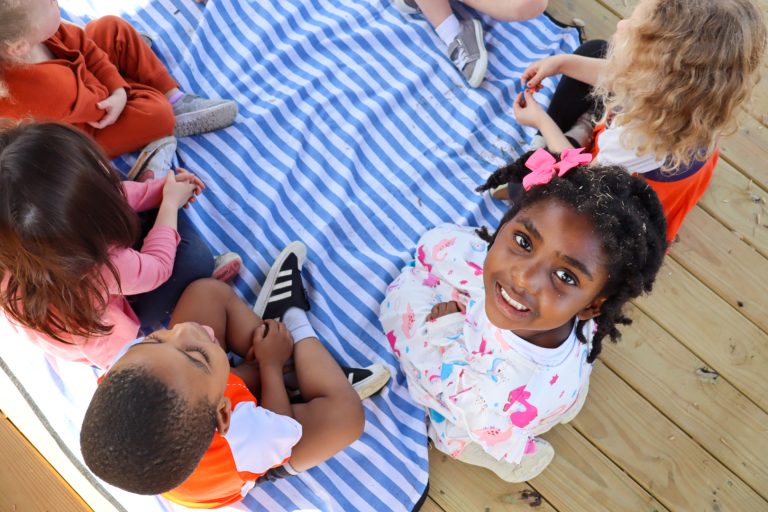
xmin=2 ymin=1 xmax=578 ymax=510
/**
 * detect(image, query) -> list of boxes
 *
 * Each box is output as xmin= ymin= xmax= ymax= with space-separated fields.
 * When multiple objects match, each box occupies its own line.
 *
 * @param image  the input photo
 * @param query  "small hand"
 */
xmin=161 ymin=171 xmax=199 ymax=210
xmin=88 ymin=88 xmax=128 ymax=129
xmin=513 ymin=90 xmax=549 ymax=129
xmin=426 ymin=301 xmax=466 ymax=321
xmin=520 ymin=55 xmax=562 ymax=92
xmin=249 ymin=319 xmax=294 ymax=368
xmin=174 ymin=168 xmax=205 ymax=206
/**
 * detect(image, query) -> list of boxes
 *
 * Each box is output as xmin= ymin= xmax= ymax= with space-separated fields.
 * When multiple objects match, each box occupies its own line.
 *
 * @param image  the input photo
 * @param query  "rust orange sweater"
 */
xmin=0 ymin=18 xmax=176 ymax=157
xmin=0 ymin=22 xmax=129 ymax=127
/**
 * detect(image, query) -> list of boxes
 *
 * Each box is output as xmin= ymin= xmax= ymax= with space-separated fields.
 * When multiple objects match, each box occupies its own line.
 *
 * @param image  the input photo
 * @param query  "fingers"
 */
xmin=175 ymin=170 xmax=205 ymax=193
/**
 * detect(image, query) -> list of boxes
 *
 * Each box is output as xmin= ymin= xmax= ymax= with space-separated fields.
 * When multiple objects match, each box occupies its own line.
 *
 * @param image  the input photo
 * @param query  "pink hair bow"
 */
xmin=522 ymin=148 xmax=593 ymax=191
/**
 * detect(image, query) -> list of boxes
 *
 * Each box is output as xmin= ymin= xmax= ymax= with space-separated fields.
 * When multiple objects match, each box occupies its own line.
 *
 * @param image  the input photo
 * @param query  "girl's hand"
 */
xmin=426 ymin=301 xmax=466 ymax=321
xmin=520 ymin=55 xmax=563 ymax=91
xmin=250 ymin=320 xmax=294 ymax=368
xmin=513 ymin=91 xmax=549 ymax=129
xmin=174 ymin=168 xmax=205 ymax=207
xmin=161 ymin=171 xmax=198 ymax=210
xmin=88 ymin=88 xmax=128 ymax=129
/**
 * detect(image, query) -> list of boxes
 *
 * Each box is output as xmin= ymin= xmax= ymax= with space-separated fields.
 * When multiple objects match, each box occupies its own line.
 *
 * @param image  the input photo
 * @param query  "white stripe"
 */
xmin=267 ymin=291 xmax=292 ymax=303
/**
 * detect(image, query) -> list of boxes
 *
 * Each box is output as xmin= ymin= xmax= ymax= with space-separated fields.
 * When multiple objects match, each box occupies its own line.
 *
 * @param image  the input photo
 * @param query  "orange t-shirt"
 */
xmin=592 ymin=123 xmax=717 ymax=243
xmin=163 ymin=373 xmax=302 ymax=509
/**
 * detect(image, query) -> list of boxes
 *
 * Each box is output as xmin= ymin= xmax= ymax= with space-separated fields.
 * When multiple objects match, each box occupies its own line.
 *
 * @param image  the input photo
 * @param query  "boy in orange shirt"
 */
xmin=81 ymin=244 xmax=390 ymax=508
xmin=0 ymin=0 xmax=237 ymax=177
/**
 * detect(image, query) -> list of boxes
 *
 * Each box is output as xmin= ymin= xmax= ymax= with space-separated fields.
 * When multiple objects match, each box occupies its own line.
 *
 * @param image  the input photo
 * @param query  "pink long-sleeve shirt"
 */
xmin=2 ymin=179 xmax=179 ymax=369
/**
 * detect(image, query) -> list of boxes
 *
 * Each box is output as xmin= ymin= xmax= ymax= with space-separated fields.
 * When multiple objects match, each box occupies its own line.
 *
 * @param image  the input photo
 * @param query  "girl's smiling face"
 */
xmin=483 ymin=200 xmax=609 ymax=347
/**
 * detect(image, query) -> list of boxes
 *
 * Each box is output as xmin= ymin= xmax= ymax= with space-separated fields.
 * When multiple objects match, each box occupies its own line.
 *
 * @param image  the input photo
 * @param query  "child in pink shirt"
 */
xmin=0 ymin=122 xmax=230 ymax=369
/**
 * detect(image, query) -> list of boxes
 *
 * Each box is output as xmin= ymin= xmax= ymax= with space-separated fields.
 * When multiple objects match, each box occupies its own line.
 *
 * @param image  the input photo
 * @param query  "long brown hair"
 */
xmin=0 ymin=122 xmax=139 ymax=342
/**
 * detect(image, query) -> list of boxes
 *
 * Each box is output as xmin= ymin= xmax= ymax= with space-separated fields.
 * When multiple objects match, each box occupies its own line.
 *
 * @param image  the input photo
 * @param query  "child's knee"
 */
xmin=181 ymin=278 xmax=233 ymax=302
xmin=84 ymin=15 xmax=131 ymax=40
xmin=337 ymin=390 xmax=365 ymax=442
xmin=140 ymin=98 xmax=175 ymax=139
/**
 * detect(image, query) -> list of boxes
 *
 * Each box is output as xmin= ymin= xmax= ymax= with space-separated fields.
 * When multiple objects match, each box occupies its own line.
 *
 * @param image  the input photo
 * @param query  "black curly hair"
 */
xmin=476 ymin=151 xmax=667 ymax=362
xmin=80 ymin=366 xmax=218 ymax=495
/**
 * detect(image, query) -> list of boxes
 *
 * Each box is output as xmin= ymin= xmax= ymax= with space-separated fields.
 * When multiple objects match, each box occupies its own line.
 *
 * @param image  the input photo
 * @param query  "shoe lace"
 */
xmin=451 ymin=40 xmax=470 ymax=70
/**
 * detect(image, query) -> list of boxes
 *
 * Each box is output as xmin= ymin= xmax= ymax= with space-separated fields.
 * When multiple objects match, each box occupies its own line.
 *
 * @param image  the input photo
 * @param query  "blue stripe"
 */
xmin=54 ymin=1 xmax=579 ymax=510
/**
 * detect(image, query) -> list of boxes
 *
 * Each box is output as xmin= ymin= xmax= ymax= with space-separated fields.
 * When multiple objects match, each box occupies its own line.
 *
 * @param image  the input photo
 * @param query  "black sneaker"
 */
xmin=341 ymin=364 xmax=391 ymax=400
xmin=253 ymin=242 xmax=309 ymax=319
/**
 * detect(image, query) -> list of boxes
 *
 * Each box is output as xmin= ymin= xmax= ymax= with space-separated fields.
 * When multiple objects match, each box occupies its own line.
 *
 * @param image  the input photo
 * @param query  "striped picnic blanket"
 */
xmin=3 ymin=1 xmax=578 ymax=510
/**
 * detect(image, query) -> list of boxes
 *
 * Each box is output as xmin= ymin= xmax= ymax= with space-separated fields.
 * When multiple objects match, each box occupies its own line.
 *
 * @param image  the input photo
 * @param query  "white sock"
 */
xmin=282 ymin=307 xmax=315 ymax=343
xmin=435 ymin=14 xmax=461 ymax=46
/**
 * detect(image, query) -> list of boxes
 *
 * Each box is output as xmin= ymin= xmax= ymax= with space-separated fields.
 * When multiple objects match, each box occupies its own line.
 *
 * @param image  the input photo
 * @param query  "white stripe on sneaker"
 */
xmin=267 ymin=291 xmax=292 ymax=302
xmin=272 ymin=280 xmax=292 ymax=290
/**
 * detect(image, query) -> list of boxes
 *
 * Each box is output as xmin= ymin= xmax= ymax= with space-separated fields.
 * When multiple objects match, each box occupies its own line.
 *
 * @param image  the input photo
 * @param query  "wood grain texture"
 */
xmin=531 ymin=426 xmax=668 ymax=512
xmin=573 ymin=367 xmax=768 ymax=511
xmin=670 ymin=207 xmax=767 ymax=333
xmin=634 ymin=258 xmax=768 ymax=412
xmin=428 ymin=448 xmax=558 ymax=512
xmin=0 ymin=418 xmax=90 ymax=512
xmin=602 ymin=306 xmax=768 ymax=498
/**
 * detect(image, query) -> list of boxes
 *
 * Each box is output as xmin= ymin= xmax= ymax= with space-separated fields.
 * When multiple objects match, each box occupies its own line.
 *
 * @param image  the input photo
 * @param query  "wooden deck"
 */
xmin=1 ymin=0 xmax=767 ymax=510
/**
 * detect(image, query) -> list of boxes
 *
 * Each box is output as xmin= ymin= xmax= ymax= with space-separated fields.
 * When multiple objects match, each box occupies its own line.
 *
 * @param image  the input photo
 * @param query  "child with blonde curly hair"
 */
xmin=499 ymin=0 xmax=766 ymax=242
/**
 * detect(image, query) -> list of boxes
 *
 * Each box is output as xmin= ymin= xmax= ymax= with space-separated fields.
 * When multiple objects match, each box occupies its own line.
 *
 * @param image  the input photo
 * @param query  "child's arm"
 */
xmin=251 ymin=320 xmax=294 ymax=419
xmin=513 ymin=91 xmax=574 ymax=152
xmin=107 ymin=172 xmax=201 ymax=295
xmin=522 ymin=54 xmax=606 ymax=90
xmin=58 ymin=23 xmax=129 ymax=128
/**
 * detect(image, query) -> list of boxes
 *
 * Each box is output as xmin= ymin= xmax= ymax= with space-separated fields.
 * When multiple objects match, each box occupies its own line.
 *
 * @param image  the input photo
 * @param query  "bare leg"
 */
xmin=169 ymin=278 xmax=263 ymax=358
xmin=460 ymin=0 xmax=547 ymax=21
xmin=414 ymin=0 xmax=454 ymax=28
xmin=285 ymin=338 xmax=365 ymax=471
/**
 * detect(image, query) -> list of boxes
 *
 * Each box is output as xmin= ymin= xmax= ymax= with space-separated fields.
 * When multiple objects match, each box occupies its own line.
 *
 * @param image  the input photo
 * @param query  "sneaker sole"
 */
xmin=212 ymin=252 xmax=243 ymax=283
xmin=174 ymin=102 xmax=238 ymax=138
xmin=353 ymin=364 xmax=392 ymax=400
xmin=466 ymin=19 xmax=488 ymax=88
xmin=253 ymin=242 xmax=308 ymax=317
xmin=127 ymin=135 xmax=177 ymax=180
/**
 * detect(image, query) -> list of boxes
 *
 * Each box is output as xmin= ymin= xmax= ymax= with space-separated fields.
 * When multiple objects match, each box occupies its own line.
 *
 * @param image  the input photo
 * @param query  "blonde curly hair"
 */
xmin=595 ymin=0 xmax=766 ymax=171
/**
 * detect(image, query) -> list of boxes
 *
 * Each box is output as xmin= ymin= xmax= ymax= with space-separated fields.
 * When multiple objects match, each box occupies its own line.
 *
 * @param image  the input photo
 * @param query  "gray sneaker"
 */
xmin=447 ymin=19 xmax=488 ymax=88
xmin=393 ymin=0 xmax=420 ymax=15
xmin=172 ymin=94 xmax=238 ymax=137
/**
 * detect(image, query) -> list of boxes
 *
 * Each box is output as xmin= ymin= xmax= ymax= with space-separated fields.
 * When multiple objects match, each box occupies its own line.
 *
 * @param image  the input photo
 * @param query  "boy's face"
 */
xmin=482 ymin=200 xmax=608 ymax=344
xmin=111 ymin=322 xmax=231 ymax=408
xmin=27 ymin=0 xmax=61 ymax=44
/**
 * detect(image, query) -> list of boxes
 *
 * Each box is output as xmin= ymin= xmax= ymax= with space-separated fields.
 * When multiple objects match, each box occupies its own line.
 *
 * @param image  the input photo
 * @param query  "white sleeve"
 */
xmin=225 ymin=402 xmax=302 ymax=474
xmin=593 ymin=124 xmax=665 ymax=174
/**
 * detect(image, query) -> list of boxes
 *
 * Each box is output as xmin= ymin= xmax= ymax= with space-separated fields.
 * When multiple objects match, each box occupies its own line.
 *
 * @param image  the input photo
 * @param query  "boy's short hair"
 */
xmin=80 ymin=366 xmax=218 ymax=495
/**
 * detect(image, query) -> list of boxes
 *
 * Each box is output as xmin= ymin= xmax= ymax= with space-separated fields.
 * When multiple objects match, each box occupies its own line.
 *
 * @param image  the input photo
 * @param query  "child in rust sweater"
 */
xmin=0 ymin=0 xmax=237 ymax=178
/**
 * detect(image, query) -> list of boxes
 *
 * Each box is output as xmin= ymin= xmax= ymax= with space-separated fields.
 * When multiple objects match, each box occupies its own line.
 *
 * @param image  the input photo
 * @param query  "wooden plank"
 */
xmin=0 ymin=418 xmax=90 ymax=512
xmin=700 ymin=158 xmax=768 ymax=257
xmin=670 ymin=207 xmax=768 ymax=333
xmin=633 ymin=258 xmax=768 ymax=412
xmin=601 ymin=305 xmax=768 ymax=497
xmin=428 ymin=448 xmax=558 ymax=512
xmin=573 ymin=366 xmax=768 ymax=511
xmin=420 ymin=496 xmax=446 ymax=512
xmin=547 ymin=0 xmax=620 ymax=40
xmin=531 ymin=426 xmax=668 ymax=512
xmin=719 ymin=113 xmax=768 ymax=190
